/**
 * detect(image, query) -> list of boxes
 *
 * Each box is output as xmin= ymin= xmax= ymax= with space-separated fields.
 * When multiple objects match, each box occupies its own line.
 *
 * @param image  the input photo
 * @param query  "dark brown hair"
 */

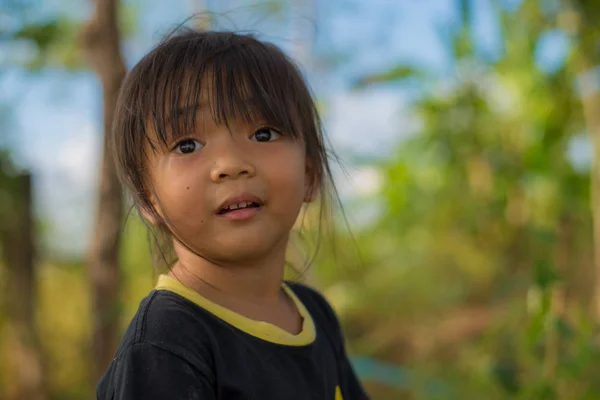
xmin=111 ymin=27 xmax=340 ymax=270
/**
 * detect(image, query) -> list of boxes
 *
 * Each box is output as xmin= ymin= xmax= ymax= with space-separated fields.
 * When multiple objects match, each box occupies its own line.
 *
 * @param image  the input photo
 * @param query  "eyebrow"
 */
xmin=161 ymin=97 xmax=270 ymax=143
xmin=165 ymin=103 xmax=204 ymax=126
xmin=167 ymin=99 xmax=242 ymax=119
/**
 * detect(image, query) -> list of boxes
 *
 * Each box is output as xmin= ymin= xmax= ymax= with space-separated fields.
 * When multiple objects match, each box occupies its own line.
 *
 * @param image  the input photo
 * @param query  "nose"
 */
xmin=209 ymin=141 xmax=256 ymax=183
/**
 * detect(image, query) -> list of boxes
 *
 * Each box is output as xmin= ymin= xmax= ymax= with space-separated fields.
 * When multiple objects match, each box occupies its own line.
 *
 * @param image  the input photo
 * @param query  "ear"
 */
xmin=138 ymin=191 xmax=163 ymax=225
xmin=139 ymin=205 xmax=158 ymax=225
xmin=304 ymin=162 xmax=319 ymax=203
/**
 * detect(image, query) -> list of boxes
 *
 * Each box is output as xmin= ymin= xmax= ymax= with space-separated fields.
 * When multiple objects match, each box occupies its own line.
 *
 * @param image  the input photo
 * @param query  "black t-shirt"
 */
xmin=97 ymin=275 xmax=369 ymax=399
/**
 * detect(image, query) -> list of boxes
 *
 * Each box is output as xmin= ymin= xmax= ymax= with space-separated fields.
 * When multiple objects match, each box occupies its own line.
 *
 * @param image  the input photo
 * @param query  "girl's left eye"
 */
xmin=251 ymin=127 xmax=281 ymax=142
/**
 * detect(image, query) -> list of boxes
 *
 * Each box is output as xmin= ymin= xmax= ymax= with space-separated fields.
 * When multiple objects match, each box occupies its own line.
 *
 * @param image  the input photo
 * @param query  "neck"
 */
xmin=169 ymin=236 xmax=288 ymax=306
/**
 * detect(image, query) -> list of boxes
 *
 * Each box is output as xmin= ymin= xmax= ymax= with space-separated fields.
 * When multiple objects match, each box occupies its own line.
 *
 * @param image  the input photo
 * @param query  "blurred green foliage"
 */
xmin=315 ymin=0 xmax=600 ymax=398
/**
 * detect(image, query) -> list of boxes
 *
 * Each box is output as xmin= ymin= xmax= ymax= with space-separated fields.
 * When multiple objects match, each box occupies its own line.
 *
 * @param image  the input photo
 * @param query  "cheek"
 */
xmin=263 ymin=146 xmax=307 ymax=207
xmin=151 ymin=158 xmax=208 ymax=223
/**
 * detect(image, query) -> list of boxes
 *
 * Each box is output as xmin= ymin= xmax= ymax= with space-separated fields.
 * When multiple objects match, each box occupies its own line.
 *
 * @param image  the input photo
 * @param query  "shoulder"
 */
xmin=98 ymin=339 xmax=215 ymax=400
xmin=115 ymin=290 xmax=215 ymax=367
xmin=98 ymin=290 xmax=217 ymax=398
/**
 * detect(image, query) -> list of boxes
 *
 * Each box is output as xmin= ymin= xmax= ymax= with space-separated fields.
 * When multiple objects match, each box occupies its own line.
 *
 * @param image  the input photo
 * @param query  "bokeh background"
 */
xmin=2 ymin=0 xmax=600 ymax=398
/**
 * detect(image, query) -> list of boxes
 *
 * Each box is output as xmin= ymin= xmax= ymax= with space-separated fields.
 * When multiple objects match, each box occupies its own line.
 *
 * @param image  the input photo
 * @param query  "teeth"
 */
xmin=227 ymin=202 xmax=253 ymax=211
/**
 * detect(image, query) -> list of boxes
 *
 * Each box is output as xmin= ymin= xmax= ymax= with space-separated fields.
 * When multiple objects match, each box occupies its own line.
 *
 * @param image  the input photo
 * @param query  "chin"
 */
xmin=205 ymin=246 xmax=276 ymax=267
xmin=207 ymin=231 xmax=288 ymax=264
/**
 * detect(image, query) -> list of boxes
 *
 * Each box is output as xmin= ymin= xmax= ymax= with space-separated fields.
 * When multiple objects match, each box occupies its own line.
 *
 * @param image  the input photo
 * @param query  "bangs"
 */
xmin=139 ymin=31 xmax=310 ymax=150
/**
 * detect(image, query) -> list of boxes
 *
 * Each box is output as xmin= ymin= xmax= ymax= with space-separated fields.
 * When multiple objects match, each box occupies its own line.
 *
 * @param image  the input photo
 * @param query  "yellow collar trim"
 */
xmin=155 ymin=274 xmax=316 ymax=346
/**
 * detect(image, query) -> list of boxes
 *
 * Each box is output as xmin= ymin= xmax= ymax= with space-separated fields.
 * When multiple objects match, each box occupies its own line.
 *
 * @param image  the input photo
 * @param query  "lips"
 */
xmin=217 ymin=193 xmax=264 ymax=215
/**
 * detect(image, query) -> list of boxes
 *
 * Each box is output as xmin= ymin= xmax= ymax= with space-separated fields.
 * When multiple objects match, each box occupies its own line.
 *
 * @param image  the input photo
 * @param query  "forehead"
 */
xmin=144 ymin=100 xmax=260 ymax=145
xmin=119 ymin=32 xmax=318 ymax=161
xmin=143 ymin=63 xmax=301 ymax=151
xmin=144 ymin=82 xmax=272 ymax=148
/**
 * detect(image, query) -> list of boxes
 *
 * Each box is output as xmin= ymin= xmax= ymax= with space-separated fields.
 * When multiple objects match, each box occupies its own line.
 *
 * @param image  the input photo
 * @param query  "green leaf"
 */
xmin=491 ymin=359 xmax=520 ymax=394
xmin=526 ymin=309 xmax=546 ymax=348
xmin=14 ymin=20 xmax=62 ymax=51
xmin=533 ymin=259 xmax=560 ymax=290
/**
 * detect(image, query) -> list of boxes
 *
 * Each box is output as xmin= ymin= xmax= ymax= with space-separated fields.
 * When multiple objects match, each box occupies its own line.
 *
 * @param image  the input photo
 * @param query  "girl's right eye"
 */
xmin=173 ymin=139 xmax=203 ymax=154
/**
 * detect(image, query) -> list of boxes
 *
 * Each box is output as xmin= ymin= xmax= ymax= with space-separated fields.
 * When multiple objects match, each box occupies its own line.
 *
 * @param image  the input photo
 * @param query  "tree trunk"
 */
xmin=188 ymin=0 xmax=210 ymax=29
xmin=0 ymin=173 xmax=46 ymax=400
xmin=582 ymin=76 xmax=600 ymax=322
xmin=555 ymin=0 xmax=600 ymax=321
xmin=81 ymin=0 xmax=126 ymax=383
xmin=575 ymin=47 xmax=600 ymax=321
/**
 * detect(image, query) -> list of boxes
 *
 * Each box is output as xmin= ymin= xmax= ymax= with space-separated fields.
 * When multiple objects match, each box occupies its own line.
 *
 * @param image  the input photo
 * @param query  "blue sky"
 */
xmin=2 ymin=0 xmax=548 ymax=256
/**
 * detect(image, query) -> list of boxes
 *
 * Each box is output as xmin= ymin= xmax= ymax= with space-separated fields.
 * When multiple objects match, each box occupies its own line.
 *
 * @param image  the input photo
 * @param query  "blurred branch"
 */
xmin=352 ymin=65 xmax=423 ymax=89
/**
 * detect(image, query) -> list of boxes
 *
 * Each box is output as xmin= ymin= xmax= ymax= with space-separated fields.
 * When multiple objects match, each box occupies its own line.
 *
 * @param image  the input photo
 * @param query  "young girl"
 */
xmin=97 ymin=28 xmax=369 ymax=400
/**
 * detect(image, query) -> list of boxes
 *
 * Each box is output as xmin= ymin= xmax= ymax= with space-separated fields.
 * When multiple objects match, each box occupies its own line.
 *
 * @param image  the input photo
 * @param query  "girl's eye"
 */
xmin=251 ymin=127 xmax=281 ymax=142
xmin=174 ymin=139 xmax=203 ymax=154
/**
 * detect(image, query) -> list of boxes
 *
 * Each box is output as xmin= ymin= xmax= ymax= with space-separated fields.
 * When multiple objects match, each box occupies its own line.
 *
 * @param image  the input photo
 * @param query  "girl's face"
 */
xmin=144 ymin=106 xmax=312 ymax=265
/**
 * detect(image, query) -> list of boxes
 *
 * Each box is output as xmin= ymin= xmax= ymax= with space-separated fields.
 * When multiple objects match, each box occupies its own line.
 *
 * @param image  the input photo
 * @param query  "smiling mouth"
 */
xmin=217 ymin=201 xmax=262 ymax=215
